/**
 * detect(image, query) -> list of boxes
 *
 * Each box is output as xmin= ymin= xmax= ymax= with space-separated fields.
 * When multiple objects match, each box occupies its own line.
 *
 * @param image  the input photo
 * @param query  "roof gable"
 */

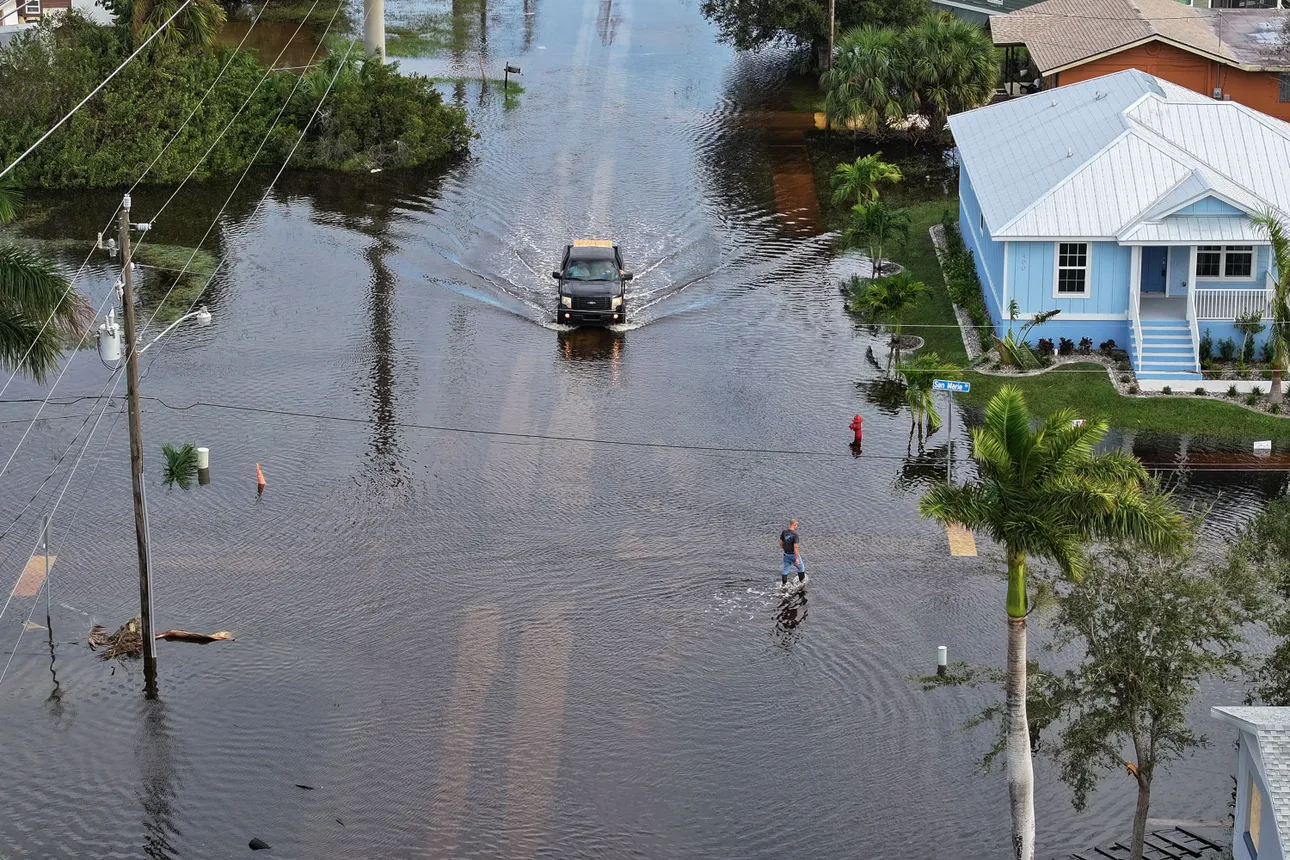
xmin=989 ymin=0 xmax=1240 ymax=75
xmin=952 ymin=70 xmax=1290 ymax=240
xmin=1213 ymin=707 xmax=1290 ymax=852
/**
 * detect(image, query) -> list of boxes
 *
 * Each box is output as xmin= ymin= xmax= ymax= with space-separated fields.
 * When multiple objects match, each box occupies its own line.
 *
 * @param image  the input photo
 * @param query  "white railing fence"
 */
xmin=1186 ymin=283 xmax=1199 ymax=371
xmin=1129 ymin=281 xmax=1143 ymax=367
xmin=1194 ymin=288 xmax=1273 ymax=321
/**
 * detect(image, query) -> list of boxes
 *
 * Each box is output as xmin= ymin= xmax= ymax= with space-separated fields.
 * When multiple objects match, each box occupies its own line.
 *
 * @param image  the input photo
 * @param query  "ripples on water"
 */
xmin=0 ymin=0 xmax=1281 ymax=858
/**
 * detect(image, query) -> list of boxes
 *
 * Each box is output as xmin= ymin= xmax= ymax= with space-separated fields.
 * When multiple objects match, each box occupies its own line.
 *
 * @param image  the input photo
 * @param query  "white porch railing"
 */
xmin=1129 ymin=273 xmax=1143 ymax=367
xmin=1194 ymin=285 xmax=1273 ymax=321
xmin=1186 ymin=282 xmax=1199 ymax=372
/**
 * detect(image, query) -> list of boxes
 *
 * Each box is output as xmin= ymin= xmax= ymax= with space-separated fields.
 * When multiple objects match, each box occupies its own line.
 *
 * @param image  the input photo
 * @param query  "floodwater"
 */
xmin=0 ymin=1 xmax=1285 ymax=858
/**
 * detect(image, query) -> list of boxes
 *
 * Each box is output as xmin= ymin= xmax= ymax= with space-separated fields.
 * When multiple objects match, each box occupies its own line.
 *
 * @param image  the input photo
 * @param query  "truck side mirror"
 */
xmin=551 ymin=271 xmax=562 ymax=279
xmin=622 ymin=272 xmax=634 ymax=281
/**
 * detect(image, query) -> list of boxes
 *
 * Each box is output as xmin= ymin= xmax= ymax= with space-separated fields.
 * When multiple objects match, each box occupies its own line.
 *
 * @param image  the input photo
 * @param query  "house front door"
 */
xmin=1141 ymin=246 xmax=1168 ymax=293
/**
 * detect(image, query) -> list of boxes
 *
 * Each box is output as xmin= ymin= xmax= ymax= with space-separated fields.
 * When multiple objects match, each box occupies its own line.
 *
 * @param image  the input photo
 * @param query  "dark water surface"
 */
xmin=0 ymin=1 xmax=1285 ymax=858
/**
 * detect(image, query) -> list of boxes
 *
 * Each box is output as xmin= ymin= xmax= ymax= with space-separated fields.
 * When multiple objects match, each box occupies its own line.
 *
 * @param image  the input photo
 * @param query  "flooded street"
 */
xmin=0 ymin=1 xmax=1284 ymax=857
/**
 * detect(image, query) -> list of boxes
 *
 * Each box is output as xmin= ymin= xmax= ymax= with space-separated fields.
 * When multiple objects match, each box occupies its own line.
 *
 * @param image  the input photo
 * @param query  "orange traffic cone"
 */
xmin=256 ymin=463 xmax=266 ymax=495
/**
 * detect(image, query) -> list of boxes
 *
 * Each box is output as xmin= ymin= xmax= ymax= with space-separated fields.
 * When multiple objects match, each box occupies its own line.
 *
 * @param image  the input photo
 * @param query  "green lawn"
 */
xmin=961 ymin=364 xmax=1290 ymax=439
xmin=890 ymin=201 xmax=968 ymax=364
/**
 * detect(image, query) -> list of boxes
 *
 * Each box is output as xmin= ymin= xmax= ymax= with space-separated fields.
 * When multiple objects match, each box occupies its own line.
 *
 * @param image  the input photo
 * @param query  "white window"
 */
xmin=1196 ymin=245 xmax=1254 ymax=280
xmin=23 ymin=0 xmax=39 ymax=13
xmin=1055 ymin=242 xmax=1089 ymax=296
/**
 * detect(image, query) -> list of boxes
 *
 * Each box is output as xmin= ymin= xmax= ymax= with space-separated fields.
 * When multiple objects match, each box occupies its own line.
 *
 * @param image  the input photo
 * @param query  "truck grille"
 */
xmin=573 ymin=296 xmax=610 ymax=311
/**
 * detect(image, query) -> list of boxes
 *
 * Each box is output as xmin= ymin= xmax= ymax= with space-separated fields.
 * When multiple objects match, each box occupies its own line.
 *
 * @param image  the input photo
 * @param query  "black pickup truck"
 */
xmin=552 ymin=240 xmax=633 ymax=326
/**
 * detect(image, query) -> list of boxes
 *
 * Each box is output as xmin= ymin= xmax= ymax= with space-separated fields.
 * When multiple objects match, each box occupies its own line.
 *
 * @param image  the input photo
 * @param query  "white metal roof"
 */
xmin=950 ymin=70 xmax=1290 ymax=241
xmin=1213 ymin=706 xmax=1290 ymax=851
xmin=1119 ymin=216 xmax=1269 ymax=244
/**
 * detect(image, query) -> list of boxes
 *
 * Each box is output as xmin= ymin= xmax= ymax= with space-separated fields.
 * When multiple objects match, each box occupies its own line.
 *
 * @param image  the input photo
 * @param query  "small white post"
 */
xmin=196 ymin=447 xmax=209 ymax=470
xmin=937 ymin=645 xmax=948 ymax=676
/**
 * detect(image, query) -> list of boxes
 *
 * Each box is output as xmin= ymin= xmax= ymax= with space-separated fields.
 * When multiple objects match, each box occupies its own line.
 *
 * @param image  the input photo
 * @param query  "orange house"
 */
xmin=991 ymin=0 xmax=1290 ymax=122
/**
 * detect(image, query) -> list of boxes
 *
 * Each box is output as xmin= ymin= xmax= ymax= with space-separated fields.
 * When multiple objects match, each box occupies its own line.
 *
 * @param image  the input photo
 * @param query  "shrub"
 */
xmin=1036 ymin=338 xmax=1054 ymax=357
xmin=1199 ymin=328 xmax=1213 ymax=362
xmin=1058 ymin=337 xmax=1075 ymax=356
xmin=1246 ymin=392 xmax=1261 ymax=406
xmin=1099 ymin=339 xmax=1117 ymax=357
xmin=1237 ymin=363 xmax=1252 ymax=380
xmin=1111 ymin=349 xmax=1130 ymax=363
xmin=1272 ymin=403 xmax=1283 ymax=415
xmin=1194 ymin=387 xmax=1206 ymax=396
xmin=1218 ymin=338 xmax=1237 ymax=361
xmin=1161 ymin=386 xmax=1172 ymax=395
xmin=1263 ymin=339 xmax=1276 ymax=363
xmin=1128 ymin=384 xmax=1139 ymax=394
xmin=1253 ymin=385 xmax=1265 ymax=397
xmin=1120 ymin=374 xmax=1130 ymax=384
xmin=1116 ymin=360 xmax=1131 ymax=372
xmin=1077 ymin=336 xmax=1093 ymax=356
xmin=1228 ymin=384 xmax=1240 ymax=398
xmin=1200 ymin=358 xmax=1214 ymax=370
xmin=939 ymin=219 xmax=992 ymax=331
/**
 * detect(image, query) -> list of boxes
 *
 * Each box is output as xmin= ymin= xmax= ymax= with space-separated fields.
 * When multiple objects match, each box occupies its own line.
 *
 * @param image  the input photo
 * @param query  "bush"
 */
xmin=1272 ymin=403 xmax=1283 ymax=415
xmin=1161 ymin=386 xmax=1172 ymax=395
xmin=1099 ymin=339 xmax=1117 ymax=357
xmin=1263 ymin=339 xmax=1276 ymax=363
xmin=1077 ymin=336 xmax=1093 ymax=356
xmin=1120 ymin=374 xmax=1130 ymax=384
xmin=0 ymin=14 xmax=472 ymax=188
xmin=1111 ymin=349 xmax=1130 ymax=363
xmin=1127 ymin=384 xmax=1139 ymax=394
xmin=1058 ymin=337 xmax=1074 ymax=356
xmin=1228 ymin=384 xmax=1240 ymax=398
xmin=1246 ymin=392 xmax=1261 ymax=406
xmin=1194 ymin=387 xmax=1206 ymax=396
xmin=939 ymin=218 xmax=992 ymax=332
xmin=1218 ymin=338 xmax=1237 ymax=361
xmin=1036 ymin=338 xmax=1054 ymax=357
xmin=1253 ymin=385 xmax=1265 ymax=397
xmin=1116 ymin=360 xmax=1131 ymax=372
xmin=1199 ymin=329 xmax=1213 ymax=362
xmin=1237 ymin=362 xmax=1252 ymax=380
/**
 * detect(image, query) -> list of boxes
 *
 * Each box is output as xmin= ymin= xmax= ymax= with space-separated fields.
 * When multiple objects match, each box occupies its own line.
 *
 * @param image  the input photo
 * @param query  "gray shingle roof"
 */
xmin=1212 ymin=706 xmax=1290 ymax=853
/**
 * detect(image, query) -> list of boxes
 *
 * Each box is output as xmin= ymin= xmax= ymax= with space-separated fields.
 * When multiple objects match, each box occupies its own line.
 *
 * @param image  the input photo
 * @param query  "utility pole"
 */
xmin=363 ymin=0 xmax=385 ymax=59
xmin=119 ymin=195 xmax=158 ymax=699
xmin=828 ymin=0 xmax=836 ymax=69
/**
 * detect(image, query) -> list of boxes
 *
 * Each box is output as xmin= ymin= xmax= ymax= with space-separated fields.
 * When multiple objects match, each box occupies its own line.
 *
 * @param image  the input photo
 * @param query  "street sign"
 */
xmin=932 ymin=379 xmax=970 ymax=393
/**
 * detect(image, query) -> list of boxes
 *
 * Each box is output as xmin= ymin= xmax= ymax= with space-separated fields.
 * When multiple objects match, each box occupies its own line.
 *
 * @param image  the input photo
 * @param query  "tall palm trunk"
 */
xmin=1271 ymin=367 xmax=1283 ymax=405
xmin=1006 ymin=548 xmax=1035 ymax=860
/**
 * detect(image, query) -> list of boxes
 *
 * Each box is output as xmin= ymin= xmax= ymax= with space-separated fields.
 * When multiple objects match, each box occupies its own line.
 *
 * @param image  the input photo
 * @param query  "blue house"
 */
xmin=1212 ymin=706 xmax=1290 ymax=860
xmin=949 ymin=69 xmax=1288 ymax=385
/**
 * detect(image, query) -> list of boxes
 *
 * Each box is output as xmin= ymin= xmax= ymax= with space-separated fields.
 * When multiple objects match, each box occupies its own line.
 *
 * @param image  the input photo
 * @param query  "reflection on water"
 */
xmin=218 ymin=20 xmax=322 ymax=70
xmin=557 ymin=326 xmax=623 ymax=362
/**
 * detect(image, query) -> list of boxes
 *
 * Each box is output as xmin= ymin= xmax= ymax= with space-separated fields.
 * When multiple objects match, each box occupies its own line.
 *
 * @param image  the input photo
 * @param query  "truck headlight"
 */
xmin=610 ymin=296 xmax=623 ymax=309
xmin=560 ymin=296 xmax=572 ymax=308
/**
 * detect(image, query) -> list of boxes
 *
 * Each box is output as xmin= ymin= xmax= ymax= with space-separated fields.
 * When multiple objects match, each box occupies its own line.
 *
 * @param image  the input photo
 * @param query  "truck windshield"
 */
xmin=565 ymin=259 xmax=618 ymax=281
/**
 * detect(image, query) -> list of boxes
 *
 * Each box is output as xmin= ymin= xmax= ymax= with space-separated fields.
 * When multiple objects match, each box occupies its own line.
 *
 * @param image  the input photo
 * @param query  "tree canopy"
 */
xmin=698 ymin=0 xmax=930 ymax=62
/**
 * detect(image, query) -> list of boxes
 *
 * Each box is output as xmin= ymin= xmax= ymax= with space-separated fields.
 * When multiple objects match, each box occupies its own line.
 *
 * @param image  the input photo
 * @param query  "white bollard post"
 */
xmin=937 ymin=645 xmax=948 ymax=676
xmin=196 ymin=447 xmax=210 ymax=469
xmin=363 ymin=0 xmax=385 ymax=59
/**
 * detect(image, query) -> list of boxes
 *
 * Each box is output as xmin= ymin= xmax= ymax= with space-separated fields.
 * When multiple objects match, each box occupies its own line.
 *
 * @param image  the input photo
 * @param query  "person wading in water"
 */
xmin=779 ymin=520 xmax=805 ymax=587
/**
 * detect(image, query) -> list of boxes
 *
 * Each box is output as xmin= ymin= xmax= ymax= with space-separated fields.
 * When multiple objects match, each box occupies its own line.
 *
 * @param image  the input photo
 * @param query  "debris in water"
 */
xmin=155 ymin=629 xmax=234 ymax=643
xmin=295 ymin=784 xmax=314 ymax=790
xmin=91 ymin=617 xmax=143 ymax=660
xmin=249 ymin=837 xmax=271 ymax=850
xmin=336 ymin=819 xmax=344 ymax=826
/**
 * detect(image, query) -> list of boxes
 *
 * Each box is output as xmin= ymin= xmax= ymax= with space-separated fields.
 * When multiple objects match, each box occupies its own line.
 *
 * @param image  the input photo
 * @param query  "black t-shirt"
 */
xmin=780 ymin=529 xmax=799 ymax=554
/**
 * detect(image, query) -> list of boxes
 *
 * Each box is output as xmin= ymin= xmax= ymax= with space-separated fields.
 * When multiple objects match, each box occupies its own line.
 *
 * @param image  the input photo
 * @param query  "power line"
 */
xmin=0 ymin=384 xmax=123 ymax=690
xmin=0 ymin=0 xmax=194 ymax=183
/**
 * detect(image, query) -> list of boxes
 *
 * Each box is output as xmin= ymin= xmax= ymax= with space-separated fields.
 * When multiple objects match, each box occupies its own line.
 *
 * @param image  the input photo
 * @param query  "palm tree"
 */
xmin=0 ymin=182 xmax=90 ymax=383
xmin=842 ymin=200 xmax=910 ymax=277
xmin=830 ymin=153 xmax=903 ymax=207
xmin=918 ymin=387 xmax=1188 ymax=860
xmin=898 ymin=352 xmax=954 ymax=448
xmin=901 ymin=12 xmax=997 ymax=137
xmin=1255 ymin=212 xmax=1290 ymax=404
xmin=101 ymin=0 xmax=226 ymax=49
xmin=821 ymin=26 xmax=910 ymax=137
xmin=848 ymin=272 xmax=929 ymax=369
